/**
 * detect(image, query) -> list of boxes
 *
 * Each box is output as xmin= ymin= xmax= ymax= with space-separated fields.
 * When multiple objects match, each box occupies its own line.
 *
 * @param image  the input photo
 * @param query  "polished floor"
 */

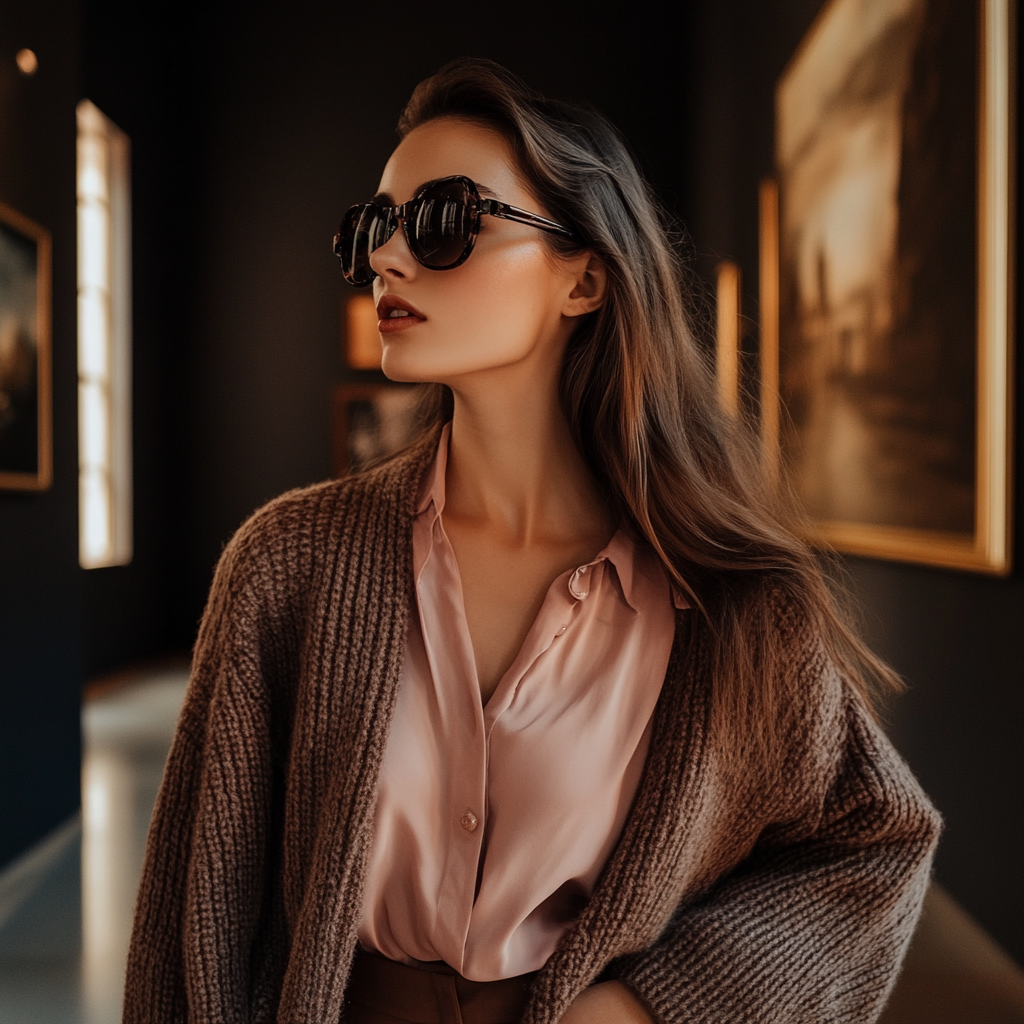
xmin=0 ymin=668 xmax=188 ymax=1024
xmin=2 ymin=667 xmax=1023 ymax=1023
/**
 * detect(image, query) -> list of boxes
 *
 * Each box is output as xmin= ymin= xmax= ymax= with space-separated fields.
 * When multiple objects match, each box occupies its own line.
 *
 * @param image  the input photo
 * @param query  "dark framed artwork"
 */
xmin=0 ymin=201 xmax=52 ymax=491
xmin=761 ymin=0 xmax=1015 ymax=573
xmin=330 ymin=384 xmax=422 ymax=477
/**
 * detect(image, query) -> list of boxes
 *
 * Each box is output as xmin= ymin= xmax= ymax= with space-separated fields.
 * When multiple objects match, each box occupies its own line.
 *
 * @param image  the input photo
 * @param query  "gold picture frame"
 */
xmin=0 ymin=201 xmax=52 ymax=491
xmin=761 ymin=0 xmax=1015 ymax=574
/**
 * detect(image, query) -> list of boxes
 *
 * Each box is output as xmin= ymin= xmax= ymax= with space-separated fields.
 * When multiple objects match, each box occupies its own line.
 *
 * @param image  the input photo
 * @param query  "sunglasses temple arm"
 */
xmin=479 ymin=199 xmax=576 ymax=240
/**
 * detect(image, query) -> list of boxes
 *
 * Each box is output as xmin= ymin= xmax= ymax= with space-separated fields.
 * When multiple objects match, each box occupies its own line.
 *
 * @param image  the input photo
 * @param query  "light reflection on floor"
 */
xmin=0 ymin=669 xmax=188 ymax=1024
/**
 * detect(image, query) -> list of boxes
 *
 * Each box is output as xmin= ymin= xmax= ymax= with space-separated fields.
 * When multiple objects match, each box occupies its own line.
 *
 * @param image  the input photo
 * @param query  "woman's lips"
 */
xmin=378 ymin=311 xmax=424 ymax=334
xmin=377 ymin=295 xmax=425 ymax=334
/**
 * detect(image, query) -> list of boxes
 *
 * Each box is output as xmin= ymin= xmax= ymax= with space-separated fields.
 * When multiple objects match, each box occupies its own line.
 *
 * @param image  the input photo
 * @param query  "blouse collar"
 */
xmin=414 ymin=422 xmax=687 ymax=611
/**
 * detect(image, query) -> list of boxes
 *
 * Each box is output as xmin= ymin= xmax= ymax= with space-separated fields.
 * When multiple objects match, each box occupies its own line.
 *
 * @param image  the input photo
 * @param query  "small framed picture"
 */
xmin=0 ymin=201 xmax=52 ymax=491
xmin=330 ymin=384 xmax=422 ymax=477
xmin=343 ymin=294 xmax=382 ymax=370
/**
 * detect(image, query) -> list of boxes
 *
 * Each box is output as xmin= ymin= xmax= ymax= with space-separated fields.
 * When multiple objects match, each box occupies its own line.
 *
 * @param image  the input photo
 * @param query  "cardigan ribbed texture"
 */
xmin=122 ymin=439 xmax=941 ymax=1024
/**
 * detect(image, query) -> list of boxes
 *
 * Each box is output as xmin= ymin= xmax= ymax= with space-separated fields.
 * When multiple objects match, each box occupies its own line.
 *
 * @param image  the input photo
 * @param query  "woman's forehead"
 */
xmin=377 ymin=118 xmax=525 ymax=205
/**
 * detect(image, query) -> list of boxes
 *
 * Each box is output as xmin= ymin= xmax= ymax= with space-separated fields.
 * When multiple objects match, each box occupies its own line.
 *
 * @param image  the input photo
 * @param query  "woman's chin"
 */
xmin=380 ymin=350 xmax=466 ymax=385
xmin=380 ymin=356 xmax=433 ymax=384
xmin=380 ymin=347 xmax=419 ymax=382
xmin=381 ymin=341 xmax=529 ymax=386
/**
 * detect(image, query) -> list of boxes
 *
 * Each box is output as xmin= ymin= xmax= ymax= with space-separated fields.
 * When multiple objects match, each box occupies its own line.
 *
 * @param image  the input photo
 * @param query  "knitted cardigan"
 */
xmin=122 ymin=439 xmax=941 ymax=1024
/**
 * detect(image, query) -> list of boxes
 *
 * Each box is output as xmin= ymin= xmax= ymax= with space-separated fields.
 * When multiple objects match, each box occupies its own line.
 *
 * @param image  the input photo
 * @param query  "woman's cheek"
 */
xmin=458 ymin=251 xmax=561 ymax=354
xmin=383 ymin=263 xmax=556 ymax=381
xmin=453 ymin=276 xmax=553 ymax=368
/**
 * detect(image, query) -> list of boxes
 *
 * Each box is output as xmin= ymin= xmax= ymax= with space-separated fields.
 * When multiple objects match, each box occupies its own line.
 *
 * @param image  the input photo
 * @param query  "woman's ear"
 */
xmin=563 ymin=254 xmax=607 ymax=317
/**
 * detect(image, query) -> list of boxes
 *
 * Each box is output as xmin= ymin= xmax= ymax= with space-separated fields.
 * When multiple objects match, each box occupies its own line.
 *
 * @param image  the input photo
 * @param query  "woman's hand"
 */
xmin=557 ymin=980 xmax=656 ymax=1023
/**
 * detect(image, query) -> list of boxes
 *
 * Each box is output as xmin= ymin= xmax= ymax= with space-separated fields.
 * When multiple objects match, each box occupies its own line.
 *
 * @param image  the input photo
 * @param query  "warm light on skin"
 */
xmin=369 ymin=115 xmax=609 ymax=559
xmin=372 ymin=117 xmax=603 ymax=390
xmin=363 ymin=119 xmax=652 ymax=1024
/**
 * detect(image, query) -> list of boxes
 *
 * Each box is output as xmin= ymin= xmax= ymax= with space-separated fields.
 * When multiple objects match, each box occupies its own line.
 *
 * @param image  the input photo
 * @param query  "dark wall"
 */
xmin=0 ymin=0 xmax=82 ymax=866
xmin=78 ymin=3 xmax=206 ymax=671
xmin=686 ymin=0 xmax=1023 ymax=963
xmin=179 ymin=0 xmax=700 ymax=622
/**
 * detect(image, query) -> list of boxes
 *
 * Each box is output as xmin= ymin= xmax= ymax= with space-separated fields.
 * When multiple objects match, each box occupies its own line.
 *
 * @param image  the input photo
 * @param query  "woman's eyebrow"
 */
xmin=476 ymin=183 xmax=498 ymax=198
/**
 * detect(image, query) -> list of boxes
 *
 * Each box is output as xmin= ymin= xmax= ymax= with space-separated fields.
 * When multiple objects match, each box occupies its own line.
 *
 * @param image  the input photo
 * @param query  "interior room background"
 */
xmin=1 ymin=0 xmax=1021 ymax=968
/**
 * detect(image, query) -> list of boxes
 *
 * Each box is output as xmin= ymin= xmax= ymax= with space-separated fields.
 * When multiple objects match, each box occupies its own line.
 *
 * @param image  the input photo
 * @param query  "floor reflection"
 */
xmin=3 ymin=665 xmax=1022 ymax=1023
xmin=0 ymin=668 xmax=187 ymax=1024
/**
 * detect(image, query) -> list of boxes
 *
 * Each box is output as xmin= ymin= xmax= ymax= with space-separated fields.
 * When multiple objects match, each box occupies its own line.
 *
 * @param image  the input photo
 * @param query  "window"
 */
xmin=77 ymin=100 xmax=132 ymax=568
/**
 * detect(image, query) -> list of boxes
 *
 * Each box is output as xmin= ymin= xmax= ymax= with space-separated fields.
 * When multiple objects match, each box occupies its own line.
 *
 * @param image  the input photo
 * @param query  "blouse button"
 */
xmin=568 ymin=566 xmax=591 ymax=601
xmin=556 ymin=625 xmax=567 ymax=636
xmin=460 ymin=811 xmax=479 ymax=833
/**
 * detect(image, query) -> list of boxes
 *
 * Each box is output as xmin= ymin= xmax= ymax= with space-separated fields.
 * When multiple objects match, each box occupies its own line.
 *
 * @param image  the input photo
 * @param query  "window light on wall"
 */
xmin=77 ymin=100 xmax=132 ymax=568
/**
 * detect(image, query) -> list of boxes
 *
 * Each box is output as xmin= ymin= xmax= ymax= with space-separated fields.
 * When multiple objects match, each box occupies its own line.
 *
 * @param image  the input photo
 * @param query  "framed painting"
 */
xmin=761 ymin=0 xmax=1014 ymax=574
xmin=0 ymin=201 xmax=52 ymax=491
xmin=330 ymin=384 xmax=421 ymax=477
xmin=343 ymin=294 xmax=383 ymax=370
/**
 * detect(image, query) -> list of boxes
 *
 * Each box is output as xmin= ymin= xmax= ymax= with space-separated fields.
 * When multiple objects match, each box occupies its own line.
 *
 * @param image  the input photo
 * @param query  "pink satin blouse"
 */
xmin=357 ymin=425 xmax=685 ymax=981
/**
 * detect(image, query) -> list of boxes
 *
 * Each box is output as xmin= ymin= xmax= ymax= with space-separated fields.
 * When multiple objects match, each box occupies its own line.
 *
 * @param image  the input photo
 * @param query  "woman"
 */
xmin=124 ymin=59 xmax=940 ymax=1024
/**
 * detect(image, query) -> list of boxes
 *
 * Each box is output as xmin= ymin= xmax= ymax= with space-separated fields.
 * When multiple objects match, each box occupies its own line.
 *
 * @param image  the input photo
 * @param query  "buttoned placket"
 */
xmin=414 ymin=507 xmax=491 ymax=964
xmin=418 ymin=500 xmax=612 ymax=972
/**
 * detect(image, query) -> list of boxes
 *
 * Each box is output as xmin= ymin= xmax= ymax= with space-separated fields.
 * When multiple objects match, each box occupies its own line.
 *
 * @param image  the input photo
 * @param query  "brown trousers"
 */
xmin=344 ymin=948 xmax=538 ymax=1024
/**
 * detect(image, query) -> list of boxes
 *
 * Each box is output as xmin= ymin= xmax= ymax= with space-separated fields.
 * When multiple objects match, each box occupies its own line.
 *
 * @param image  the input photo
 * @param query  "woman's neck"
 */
xmin=443 ymin=371 xmax=613 ymax=548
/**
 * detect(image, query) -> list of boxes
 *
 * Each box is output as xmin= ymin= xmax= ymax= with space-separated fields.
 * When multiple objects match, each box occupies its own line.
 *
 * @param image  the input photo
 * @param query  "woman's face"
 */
xmin=370 ymin=117 xmax=595 ymax=386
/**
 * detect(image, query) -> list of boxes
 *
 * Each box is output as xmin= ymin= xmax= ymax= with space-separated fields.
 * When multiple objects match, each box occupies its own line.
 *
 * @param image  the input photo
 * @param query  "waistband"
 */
xmin=345 ymin=947 xmax=538 ymax=1024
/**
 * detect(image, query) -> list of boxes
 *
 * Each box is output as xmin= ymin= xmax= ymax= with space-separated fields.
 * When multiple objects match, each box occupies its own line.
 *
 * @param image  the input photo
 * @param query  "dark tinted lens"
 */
xmin=407 ymin=180 xmax=476 ymax=269
xmin=337 ymin=206 xmax=366 ymax=284
xmin=365 ymin=205 xmax=397 ymax=254
xmin=338 ymin=204 xmax=397 ymax=285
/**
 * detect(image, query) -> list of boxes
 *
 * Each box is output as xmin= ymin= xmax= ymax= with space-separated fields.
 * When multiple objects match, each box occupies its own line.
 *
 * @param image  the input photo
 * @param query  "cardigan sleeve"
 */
xmin=608 ymin=653 xmax=942 ymax=1024
xmin=122 ymin=501 xmax=298 ymax=1024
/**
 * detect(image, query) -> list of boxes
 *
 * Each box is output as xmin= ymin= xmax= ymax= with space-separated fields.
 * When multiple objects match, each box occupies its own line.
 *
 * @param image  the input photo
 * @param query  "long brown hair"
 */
xmin=396 ymin=58 xmax=900 ymax=772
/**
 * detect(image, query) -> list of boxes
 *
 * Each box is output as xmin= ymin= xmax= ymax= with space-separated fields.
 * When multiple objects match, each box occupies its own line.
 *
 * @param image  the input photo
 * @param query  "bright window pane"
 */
xmin=79 ymin=380 xmax=108 ymax=470
xmin=77 ymin=100 xmax=132 ymax=569
xmin=77 ymin=134 xmax=109 ymax=203
xmin=78 ymin=291 xmax=109 ymax=381
xmin=80 ymin=469 xmax=112 ymax=566
xmin=78 ymin=202 xmax=109 ymax=292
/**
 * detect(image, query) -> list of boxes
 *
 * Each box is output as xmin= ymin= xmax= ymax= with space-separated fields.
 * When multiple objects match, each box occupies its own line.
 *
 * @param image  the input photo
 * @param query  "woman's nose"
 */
xmin=369 ymin=220 xmax=418 ymax=280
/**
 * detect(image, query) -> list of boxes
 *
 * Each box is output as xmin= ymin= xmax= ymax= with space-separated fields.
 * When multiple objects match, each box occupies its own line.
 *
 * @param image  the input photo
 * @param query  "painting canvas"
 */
xmin=768 ymin=0 xmax=1013 ymax=573
xmin=331 ymin=384 xmax=421 ymax=477
xmin=0 ymin=203 xmax=51 ymax=491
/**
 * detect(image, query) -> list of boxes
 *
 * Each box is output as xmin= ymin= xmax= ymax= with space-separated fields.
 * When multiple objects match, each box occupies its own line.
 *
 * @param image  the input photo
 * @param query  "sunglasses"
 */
xmin=334 ymin=175 xmax=577 ymax=286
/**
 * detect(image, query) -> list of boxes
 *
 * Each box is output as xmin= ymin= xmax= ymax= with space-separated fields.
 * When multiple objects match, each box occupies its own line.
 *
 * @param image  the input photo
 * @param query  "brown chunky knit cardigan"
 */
xmin=123 ymin=439 xmax=940 ymax=1024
